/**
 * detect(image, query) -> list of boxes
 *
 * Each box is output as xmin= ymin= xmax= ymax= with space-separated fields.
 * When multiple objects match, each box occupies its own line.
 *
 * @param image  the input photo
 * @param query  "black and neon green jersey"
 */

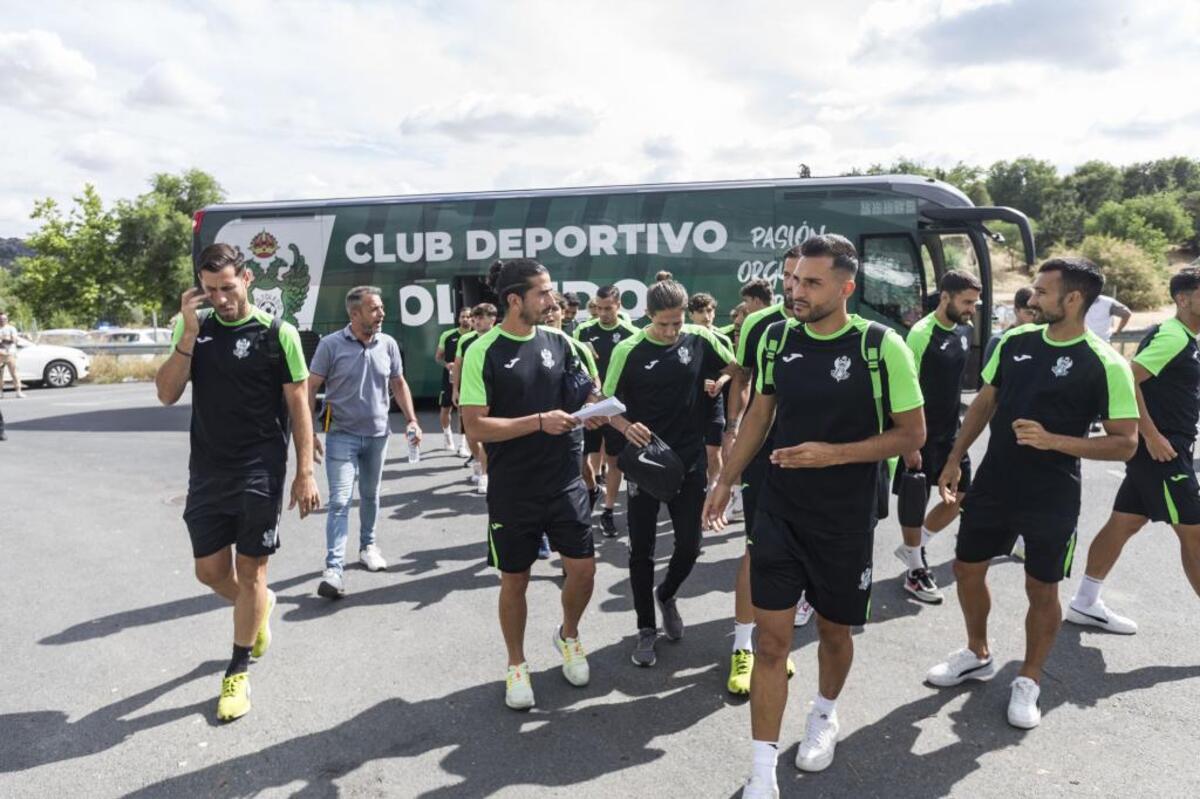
xmin=574 ymin=316 xmax=640 ymax=378
xmin=906 ymin=312 xmax=972 ymax=442
xmin=1131 ymin=317 xmax=1200 ymax=444
xmin=736 ymin=303 xmax=789 ymax=375
xmin=603 ymin=324 xmax=735 ymax=470
xmin=438 ymin=327 xmax=468 ymax=362
xmin=565 ymin=332 xmax=600 ymax=380
xmin=171 ymin=307 xmax=308 ymax=476
xmin=456 ymin=330 xmax=480 ymax=360
xmin=717 ymin=322 xmax=737 ymax=340
xmin=756 ymin=315 xmax=922 ymax=532
xmin=459 ymin=325 xmax=581 ymax=495
xmin=975 ymin=324 xmax=1137 ymax=511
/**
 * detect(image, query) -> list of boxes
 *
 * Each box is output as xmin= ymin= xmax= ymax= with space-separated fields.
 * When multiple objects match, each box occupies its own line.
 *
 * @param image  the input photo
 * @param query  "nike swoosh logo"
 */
xmin=1170 ymin=475 xmax=1189 ymax=482
xmin=1013 ymin=355 xmax=1033 ymax=362
xmin=644 ymin=360 xmax=659 ymax=369
xmin=940 ymin=341 xmax=950 ymax=350
xmin=781 ymin=353 xmax=802 ymax=363
xmin=196 ymin=336 xmax=213 ymax=343
xmin=637 ymin=452 xmax=664 ymax=469
xmin=504 ymin=358 xmax=520 ymax=369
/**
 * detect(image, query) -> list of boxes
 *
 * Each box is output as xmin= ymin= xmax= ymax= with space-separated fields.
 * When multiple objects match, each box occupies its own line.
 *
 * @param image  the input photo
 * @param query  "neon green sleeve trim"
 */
xmin=735 ymin=313 xmax=759 ymax=367
xmin=981 ymin=324 xmax=1037 ymax=384
xmin=905 ymin=315 xmax=936 ymax=374
xmin=881 ymin=328 xmax=923 ymax=413
xmin=572 ymin=338 xmax=599 ymax=378
xmin=754 ymin=325 xmax=773 ymax=395
xmin=692 ymin=323 xmax=735 ymax=364
xmin=171 ymin=316 xmax=184 ymax=348
xmin=277 ymin=322 xmax=309 ymax=383
xmin=437 ymin=328 xmax=455 ymax=353
xmin=1132 ymin=321 xmax=1189 ymax=377
xmin=603 ymin=336 xmax=637 ymax=397
xmin=459 ymin=334 xmax=491 ymax=406
xmin=621 ymin=319 xmax=640 ymax=336
xmin=456 ymin=332 xmax=474 ymax=360
xmin=573 ymin=320 xmax=590 ymax=341
xmin=1086 ymin=336 xmax=1139 ymax=420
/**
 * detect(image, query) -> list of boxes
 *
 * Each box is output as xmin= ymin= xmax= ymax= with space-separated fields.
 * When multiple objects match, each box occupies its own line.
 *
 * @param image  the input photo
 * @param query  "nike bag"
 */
xmin=561 ymin=349 xmax=595 ymax=414
xmin=618 ymin=433 xmax=685 ymax=503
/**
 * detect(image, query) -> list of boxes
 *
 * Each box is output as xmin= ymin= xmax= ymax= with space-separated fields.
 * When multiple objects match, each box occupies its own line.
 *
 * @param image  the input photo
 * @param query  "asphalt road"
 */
xmin=2 ymin=383 xmax=1199 ymax=798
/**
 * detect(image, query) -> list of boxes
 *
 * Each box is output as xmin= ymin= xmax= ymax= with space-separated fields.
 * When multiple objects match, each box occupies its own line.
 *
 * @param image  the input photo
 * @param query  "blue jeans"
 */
xmin=324 ymin=431 xmax=389 ymax=572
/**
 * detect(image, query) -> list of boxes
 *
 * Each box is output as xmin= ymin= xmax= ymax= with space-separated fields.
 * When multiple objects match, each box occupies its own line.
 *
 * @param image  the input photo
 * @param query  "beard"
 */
xmin=947 ymin=306 xmax=974 ymax=325
xmin=1033 ymin=304 xmax=1063 ymax=325
xmin=793 ymin=299 xmax=838 ymax=324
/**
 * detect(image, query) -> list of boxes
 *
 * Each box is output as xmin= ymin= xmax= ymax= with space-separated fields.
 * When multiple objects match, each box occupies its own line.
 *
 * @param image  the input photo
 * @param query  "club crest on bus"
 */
xmin=242 ymin=237 xmax=311 ymax=326
xmin=831 ymin=355 xmax=852 ymax=382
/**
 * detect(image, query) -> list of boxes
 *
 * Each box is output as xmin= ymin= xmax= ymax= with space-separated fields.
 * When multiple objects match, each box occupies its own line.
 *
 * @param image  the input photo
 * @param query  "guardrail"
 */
xmin=1110 ymin=328 xmax=1146 ymax=357
xmin=72 ymin=342 xmax=172 ymax=356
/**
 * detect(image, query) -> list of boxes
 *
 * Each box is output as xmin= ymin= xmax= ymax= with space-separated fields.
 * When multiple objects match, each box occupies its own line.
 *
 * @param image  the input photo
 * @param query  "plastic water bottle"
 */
xmin=406 ymin=429 xmax=421 ymax=464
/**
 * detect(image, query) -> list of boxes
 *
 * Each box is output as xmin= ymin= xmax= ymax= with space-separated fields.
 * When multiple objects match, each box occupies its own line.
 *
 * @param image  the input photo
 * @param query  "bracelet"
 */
xmin=175 ymin=347 xmax=192 ymax=358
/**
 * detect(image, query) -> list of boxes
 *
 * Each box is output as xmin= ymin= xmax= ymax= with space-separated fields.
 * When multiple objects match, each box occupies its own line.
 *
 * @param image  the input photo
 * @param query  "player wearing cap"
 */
xmin=603 ymin=280 xmax=737 ymax=666
xmin=893 ymin=270 xmax=982 ymax=603
xmin=927 ymin=257 xmax=1137 ymax=731
xmin=1068 ymin=266 xmax=1200 ymax=634
xmin=705 ymin=234 xmax=925 ymax=792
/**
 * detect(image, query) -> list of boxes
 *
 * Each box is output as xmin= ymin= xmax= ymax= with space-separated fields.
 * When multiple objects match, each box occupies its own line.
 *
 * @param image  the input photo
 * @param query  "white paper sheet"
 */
xmin=572 ymin=396 xmax=626 ymax=421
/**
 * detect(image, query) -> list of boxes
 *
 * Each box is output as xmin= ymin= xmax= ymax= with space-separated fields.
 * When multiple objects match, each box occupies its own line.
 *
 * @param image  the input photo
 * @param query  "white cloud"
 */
xmin=127 ymin=61 xmax=222 ymax=112
xmin=0 ymin=30 xmax=109 ymax=116
xmin=399 ymin=93 xmax=603 ymax=141
xmin=61 ymin=130 xmax=140 ymax=171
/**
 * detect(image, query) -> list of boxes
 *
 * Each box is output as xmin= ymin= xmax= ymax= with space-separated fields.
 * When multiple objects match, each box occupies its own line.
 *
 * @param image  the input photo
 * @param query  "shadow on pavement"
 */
xmin=7 ymin=404 xmax=191 ymax=433
xmin=0 ymin=660 xmax=223 ymax=773
xmin=39 ymin=571 xmax=321 ymax=646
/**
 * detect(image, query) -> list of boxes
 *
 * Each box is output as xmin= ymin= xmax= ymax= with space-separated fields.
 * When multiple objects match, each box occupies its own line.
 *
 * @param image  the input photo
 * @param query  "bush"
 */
xmin=1054 ymin=235 xmax=1168 ymax=311
xmin=84 ymin=353 xmax=167 ymax=384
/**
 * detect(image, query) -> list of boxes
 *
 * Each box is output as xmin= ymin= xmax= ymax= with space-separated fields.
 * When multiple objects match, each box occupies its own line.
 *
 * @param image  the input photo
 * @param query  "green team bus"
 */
xmin=192 ymin=175 xmax=1034 ymax=398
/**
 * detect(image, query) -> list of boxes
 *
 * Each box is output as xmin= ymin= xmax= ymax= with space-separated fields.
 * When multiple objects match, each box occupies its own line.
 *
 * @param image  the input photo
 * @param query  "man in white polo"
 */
xmin=308 ymin=286 xmax=421 ymax=598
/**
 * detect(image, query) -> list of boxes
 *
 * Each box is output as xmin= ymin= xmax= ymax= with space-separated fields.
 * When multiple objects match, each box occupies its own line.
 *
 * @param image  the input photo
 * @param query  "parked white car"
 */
xmin=3 ymin=336 xmax=90 ymax=389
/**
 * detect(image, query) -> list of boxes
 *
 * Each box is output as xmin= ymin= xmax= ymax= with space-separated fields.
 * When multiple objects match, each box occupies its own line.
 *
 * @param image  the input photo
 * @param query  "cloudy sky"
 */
xmin=2 ymin=0 xmax=1198 ymax=237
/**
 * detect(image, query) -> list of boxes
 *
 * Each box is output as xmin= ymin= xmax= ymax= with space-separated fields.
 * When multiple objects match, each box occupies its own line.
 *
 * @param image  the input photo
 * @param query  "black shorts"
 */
xmin=892 ymin=438 xmax=972 ymax=497
xmin=584 ymin=425 xmax=627 ymax=457
xmin=956 ymin=487 xmax=1078 ymax=583
xmin=486 ymin=478 xmax=594 ymax=573
xmin=184 ymin=472 xmax=284 ymax=559
xmin=705 ymin=419 xmax=725 ymax=448
xmin=741 ymin=443 xmax=771 ymax=535
xmin=438 ymin=389 xmax=455 ymax=408
xmin=1114 ymin=445 xmax=1200 ymax=525
xmin=749 ymin=509 xmax=875 ymax=626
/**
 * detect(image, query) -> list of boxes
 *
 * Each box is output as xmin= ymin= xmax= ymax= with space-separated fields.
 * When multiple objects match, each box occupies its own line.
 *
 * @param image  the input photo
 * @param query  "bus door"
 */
xmin=451 ymin=275 xmax=494 ymax=314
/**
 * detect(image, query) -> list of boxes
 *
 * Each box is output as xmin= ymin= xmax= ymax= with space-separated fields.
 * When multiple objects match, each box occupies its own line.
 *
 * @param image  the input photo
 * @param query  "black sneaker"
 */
xmin=600 ymin=508 xmax=618 ymax=538
xmin=904 ymin=568 xmax=944 ymax=604
xmin=588 ymin=487 xmax=601 ymax=513
xmin=656 ymin=586 xmax=684 ymax=640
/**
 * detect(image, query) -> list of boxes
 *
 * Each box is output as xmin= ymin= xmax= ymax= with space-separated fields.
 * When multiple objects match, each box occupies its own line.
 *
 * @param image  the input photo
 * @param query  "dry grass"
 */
xmin=84 ymin=354 xmax=168 ymax=384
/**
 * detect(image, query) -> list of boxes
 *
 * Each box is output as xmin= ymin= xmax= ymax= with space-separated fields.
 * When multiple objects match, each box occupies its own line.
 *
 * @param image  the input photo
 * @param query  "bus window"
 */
xmin=860 ymin=235 xmax=924 ymax=330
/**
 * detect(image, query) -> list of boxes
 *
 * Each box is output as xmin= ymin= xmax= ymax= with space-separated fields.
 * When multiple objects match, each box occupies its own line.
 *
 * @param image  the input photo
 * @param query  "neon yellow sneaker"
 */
xmin=217 ymin=673 xmax=251 ymax=722
xmin=787 ymin=656 xmax=796 ymax=680
xmin=728 ymin=649 xmax=754 ymax=695
xmin=251 ymin=589 xmax=276 ymax=659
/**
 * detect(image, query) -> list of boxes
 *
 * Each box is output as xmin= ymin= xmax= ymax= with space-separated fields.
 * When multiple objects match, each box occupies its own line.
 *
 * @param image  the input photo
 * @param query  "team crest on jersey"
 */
xmin=540 ymin=348 xmax=555 ymax=369
xmin=961 ymin=335 xmax=969 ymax=351
xmin=612 ymin=332 xmax=621 ymax=343
xmin=858 ymin=567 xmax=872 ymax=591
xmin=678 ymin=346 xmax=692 ymax=365
xmin=233 ymin=338 xmax=251 ymax=359
xmin=831 ymin=355 xmax=852 ymax=382
xmin=1051 ymin=356 xmax=1073 ymax=377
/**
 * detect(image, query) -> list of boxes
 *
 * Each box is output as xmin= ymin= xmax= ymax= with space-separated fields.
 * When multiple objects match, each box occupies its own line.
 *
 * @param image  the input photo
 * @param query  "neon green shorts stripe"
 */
xmin=1163 ymin=481 xmax=1181 ymax=525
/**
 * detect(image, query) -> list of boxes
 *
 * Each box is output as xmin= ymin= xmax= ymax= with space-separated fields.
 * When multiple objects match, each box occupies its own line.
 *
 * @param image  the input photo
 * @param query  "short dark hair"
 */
xmin=688 ymin=292 xmax=717 ymax=313
xmin=564 ymin=293 xmax=581 ymax=309
xmin=799 ymin=233 xmax=859 ymax=276
xmin=739 ymin=278 xmax=773 ymax=305
xmin=1013 ymin=286 xmax=1034 ymax=311
xmin=1038 ymin=257 xmax=1103 ymax=310
xmin=487 ymin=258 xmax=549 ymax=307
xmin=471 ymin=303 xmax=497 ymax=318
xmin=782 ymin=244 xmax=804 ymax=262
xmin=1169 ymin=267 xmax=1200 ymax=301
xmin=197 ymin=242 xmax=245 ymax=275
xmin=655 ymin=270 xmax=674 ymax=282
xmin=595 ymin=285 xmax=620 ymax=302
xmin=647 ymin=280 xmax=688 ymax=314
xmin=940 ymin=269 xmax=983 ymax=295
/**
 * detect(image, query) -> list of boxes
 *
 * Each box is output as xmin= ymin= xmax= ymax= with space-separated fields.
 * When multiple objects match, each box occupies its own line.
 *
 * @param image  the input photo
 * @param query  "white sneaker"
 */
xmin=317 ymin=568 xmax=345 ymax=599
xmin=443 ymin=431 xmax=455 ymax=450
xmin=1011 ymin=536 xmax=1026 ymax=561
xmin=477 ymin=474 xmax=489 ymax=494
xmin=457 ymin=441 xmax=472 ymax=458
xmin=926 ymin=648 xmax=996 ymax=687
xmin=729 ymin=489 xmax=745 ymax=521
xmin=505 ymin=662 xmax=535 ymax=710
xmin=359 ymin=544 xmax=388 ymax=572
xmin=741 ymin=775 xmax=779 ymax=799
xmin=795 ymin=708 xmax=839 ymax=772
xmin=1066 ymin=599 xmax=1138 ymax=635
xmin=1007 ymin=676 xmax=1041 ymax=729
xmin=794 ymin=597 xmax=814 ymax=627
xmin=469 ymin=463 xmax=481 ymax=485
xmin=552 ymin=627 xmax=590 ymax=687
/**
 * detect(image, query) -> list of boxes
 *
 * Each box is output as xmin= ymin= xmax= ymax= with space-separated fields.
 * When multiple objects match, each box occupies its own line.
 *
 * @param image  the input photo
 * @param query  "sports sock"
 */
xmin=226 ymin=644 xmax=252 ymax=677
xmin=920 ymin=527 xmax=935 ymax=546
xmin=902 ymin=544 xmax=923 ymax=572
xmin=1073 ymin=575 xmax=1103 ymax=608
xmin=812 ymin=693 xmax=837 ymax=717
xmin=751 ymin=740 xmax=779 ymax=785
xmin=733 ymin=621 xmax=755 ymax=652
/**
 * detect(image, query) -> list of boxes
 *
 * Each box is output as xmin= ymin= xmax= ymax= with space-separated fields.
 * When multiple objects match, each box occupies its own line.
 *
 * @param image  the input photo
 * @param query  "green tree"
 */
xmin=150 ymin=168 xmax=226 ymax=218
xmin=985 ymin=158 xmax=1059 ymax=218
xmin=1086 ymin=199 xmax=1169 ymax=256
xmin=1037 ymin=188 xmax=1087 ymax=249
xmin=1057 ymin=235 xmax=1167 ymax=310
xmin=1064 ymin=160 xmax=1122 ymax=214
